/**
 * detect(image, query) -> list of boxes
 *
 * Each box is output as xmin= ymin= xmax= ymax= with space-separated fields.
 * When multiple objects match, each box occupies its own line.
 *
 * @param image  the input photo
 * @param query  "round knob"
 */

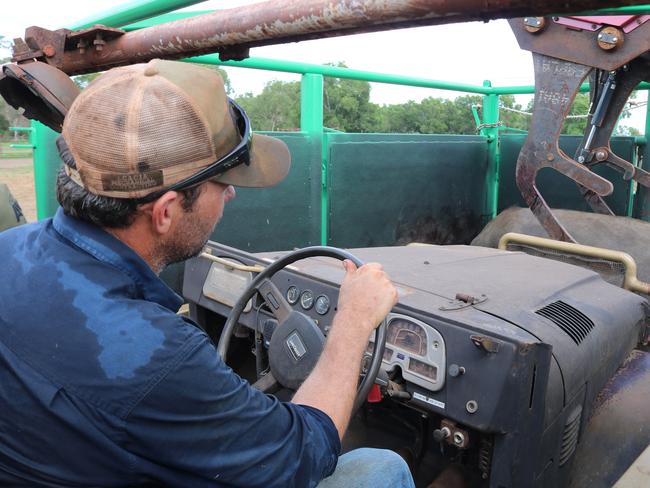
xmin=449 ymin=364 xmax=466 ymax=377
xmin=433 ymin=426 xmax=451 ymax=442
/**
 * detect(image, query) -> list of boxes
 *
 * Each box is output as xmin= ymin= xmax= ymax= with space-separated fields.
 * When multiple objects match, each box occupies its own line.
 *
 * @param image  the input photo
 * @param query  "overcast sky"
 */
xmin=1 ymin=1 xmax=647 ymax=130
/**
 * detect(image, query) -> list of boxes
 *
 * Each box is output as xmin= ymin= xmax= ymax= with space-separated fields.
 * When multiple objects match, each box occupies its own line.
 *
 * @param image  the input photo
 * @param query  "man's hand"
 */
xmin=293 ymin=260 xmax=398 ymax=439
xmin=336 ymin=260 xmax=398 ymax=338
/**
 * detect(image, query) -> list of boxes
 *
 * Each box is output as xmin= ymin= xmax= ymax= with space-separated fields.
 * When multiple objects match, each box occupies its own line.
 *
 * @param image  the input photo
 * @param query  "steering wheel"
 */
xmin=217 ymin=246 xmax=387 ymax=412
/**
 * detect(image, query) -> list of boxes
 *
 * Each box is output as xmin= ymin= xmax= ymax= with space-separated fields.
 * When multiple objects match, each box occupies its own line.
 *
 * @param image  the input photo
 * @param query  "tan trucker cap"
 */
xmin=61 ymin=59 xmax=291 ymax=198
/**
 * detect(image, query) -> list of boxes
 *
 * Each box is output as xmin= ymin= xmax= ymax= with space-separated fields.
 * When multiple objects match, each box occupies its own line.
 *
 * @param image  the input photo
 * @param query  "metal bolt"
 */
xmin=597 ymin=26 xmax=624 ymax=50
xmin=433 ymin=341 xmax=439 ymax=349
xmin=547 ymin=153 xmax=555 ymax=162
xmin=595 ymin=149 xmax=608 ymax=161
xmin=453 ymin=432 xmax=465 ymax=446
xmin=94 ymin=33 xmax=106 ymax=52
xmin=524 ymin=16 xmax=545 ymax=33
xmin=466 ymin=400 xmax=479 ymax=413
xmin=42 ymin=45 xmax=56 ymax=58
xmin=449 ymin=364 xmax=466 ymax=377
xmin=577 ymin=155 xmax=585 ymax=163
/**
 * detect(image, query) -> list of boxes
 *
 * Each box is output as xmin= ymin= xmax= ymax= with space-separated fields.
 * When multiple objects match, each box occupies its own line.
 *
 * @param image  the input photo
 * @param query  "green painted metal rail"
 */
xmin=187 ymin=54 xmax=491 ymax=95
xmin=71 ymin=0 xmax=205 ymax=30
xmin=577 ymin=4 xmax=650 ymax=15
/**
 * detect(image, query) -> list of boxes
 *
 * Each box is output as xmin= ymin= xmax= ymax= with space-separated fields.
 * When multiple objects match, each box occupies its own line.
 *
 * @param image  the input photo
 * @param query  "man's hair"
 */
xmin=56 ymin=167 xmax=203 ymax=229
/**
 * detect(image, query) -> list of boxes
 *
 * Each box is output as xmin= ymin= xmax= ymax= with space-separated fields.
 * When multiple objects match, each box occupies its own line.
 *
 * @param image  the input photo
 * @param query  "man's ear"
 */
xmin=147 ymin=191 xmax=181 ymax=235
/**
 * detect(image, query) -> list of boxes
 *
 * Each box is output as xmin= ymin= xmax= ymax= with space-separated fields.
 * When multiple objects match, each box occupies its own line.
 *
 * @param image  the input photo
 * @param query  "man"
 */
xmin=0 ymin=59 xmax=415 ymax=487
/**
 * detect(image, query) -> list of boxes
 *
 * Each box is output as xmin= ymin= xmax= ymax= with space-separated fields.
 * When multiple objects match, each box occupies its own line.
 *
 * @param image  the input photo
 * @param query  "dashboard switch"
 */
xmin=367 ymin=384 xmax=382 ymax=403
xmin=433 ymin=426 xmax=451 ymax=442
xmin=449 ymin=364 xmax=466 ymax=377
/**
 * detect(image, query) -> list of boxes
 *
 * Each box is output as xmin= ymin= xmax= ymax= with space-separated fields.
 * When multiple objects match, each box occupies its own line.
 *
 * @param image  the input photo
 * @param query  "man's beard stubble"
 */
xmin=156 ymin=213 xmax=217 ymax=270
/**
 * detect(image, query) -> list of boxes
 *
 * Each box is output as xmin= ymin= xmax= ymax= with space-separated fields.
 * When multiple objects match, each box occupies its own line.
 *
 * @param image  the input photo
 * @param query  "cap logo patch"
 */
xmin=102 ymin=170 xmax=164 ymax=192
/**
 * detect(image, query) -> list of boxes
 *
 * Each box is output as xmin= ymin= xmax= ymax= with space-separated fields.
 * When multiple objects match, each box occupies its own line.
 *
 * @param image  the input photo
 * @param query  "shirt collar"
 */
xmin=52 ymin=208 xmax=183 ymax=312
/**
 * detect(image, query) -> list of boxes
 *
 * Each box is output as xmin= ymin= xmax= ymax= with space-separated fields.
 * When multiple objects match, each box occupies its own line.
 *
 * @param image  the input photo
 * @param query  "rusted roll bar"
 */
xmin=13 ymin=0 xmax=650 ymax=75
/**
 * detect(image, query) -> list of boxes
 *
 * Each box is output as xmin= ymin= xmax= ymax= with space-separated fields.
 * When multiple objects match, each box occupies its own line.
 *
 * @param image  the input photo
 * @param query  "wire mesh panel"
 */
xmin=506 ymin=242 xmax=627 ymax=288
xmin=326 ymin=134 xmax=489 ymax=248
xmin=211 ymin=132 xmax=321 ymax=252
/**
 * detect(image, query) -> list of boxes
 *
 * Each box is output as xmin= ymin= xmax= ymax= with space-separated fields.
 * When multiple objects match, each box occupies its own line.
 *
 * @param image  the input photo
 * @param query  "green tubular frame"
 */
xmin=300 ymin=74 xmax=327 ymax=245
xmin=30 ymin=1 xmax=650 ymax=232
xmin=480 ymin=81 xmax=501 ymax=220
xmin=9 ymin=127 xmax=34 ymax=150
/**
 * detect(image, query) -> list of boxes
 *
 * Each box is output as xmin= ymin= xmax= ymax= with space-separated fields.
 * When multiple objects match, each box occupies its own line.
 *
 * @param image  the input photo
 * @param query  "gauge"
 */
xmin=387 ymin=318 xmax=427 ymax=356
xmin=408 ymin=358 xmax=437 ymax=381
xmin=300 ymin=290 xmax=314 ymax=310
xmin=315 ymin=295 xmax=330 ymax=315
xmin=286 ymin=286 xmax=300 ymax=305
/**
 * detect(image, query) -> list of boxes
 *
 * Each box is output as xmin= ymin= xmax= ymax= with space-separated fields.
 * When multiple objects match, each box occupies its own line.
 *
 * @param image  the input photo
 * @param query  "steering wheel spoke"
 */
xmin=257 ymin=278 xmax=293 ymax=323
xmin=252 ymin=371 xmax=280 ymax=394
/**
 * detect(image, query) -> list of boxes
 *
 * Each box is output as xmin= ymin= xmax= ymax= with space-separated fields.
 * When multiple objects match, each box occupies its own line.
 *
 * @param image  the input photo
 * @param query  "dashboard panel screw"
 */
xmin=466 ymin=400 xmax=478 ymax=413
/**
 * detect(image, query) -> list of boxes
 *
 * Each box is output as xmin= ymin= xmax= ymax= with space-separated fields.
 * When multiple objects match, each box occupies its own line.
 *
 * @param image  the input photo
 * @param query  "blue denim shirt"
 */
xmin=0 ymin=209 xmax=339 ymax=487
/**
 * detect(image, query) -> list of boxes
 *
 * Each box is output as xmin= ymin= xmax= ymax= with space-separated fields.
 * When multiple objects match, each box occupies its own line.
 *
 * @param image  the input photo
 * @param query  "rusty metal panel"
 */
xmin=509 ymin=16 xmax=650 ymax=72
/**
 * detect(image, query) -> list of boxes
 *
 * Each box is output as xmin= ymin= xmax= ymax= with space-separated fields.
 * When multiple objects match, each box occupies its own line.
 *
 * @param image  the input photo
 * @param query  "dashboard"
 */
xmin=197 ymin=253 xmax=446 ymax=393
xmin=182 ymin=241 xmax=648 ymax=488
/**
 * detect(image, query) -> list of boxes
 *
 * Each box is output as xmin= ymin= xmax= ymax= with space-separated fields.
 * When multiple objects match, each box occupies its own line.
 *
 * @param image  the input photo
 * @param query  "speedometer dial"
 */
xmin=387 ymin=318 xmax=427 ymax=356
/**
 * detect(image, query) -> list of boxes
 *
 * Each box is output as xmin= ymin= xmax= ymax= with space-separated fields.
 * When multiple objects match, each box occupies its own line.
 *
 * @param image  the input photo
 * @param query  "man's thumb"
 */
xmin=342 ymin=259 xmax=357 ymax=274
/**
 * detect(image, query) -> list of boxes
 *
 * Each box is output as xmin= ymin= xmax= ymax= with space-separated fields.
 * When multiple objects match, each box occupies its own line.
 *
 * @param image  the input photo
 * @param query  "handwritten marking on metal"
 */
xmin=541 ymin=58 xmax=584 ymax=78
xmin=538 ymin=89 xmax=570 ymax=109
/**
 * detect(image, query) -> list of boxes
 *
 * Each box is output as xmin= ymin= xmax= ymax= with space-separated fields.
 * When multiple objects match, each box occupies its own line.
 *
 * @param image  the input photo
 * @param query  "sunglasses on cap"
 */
xmin=138 ymin=98 xmax=251 ymax=202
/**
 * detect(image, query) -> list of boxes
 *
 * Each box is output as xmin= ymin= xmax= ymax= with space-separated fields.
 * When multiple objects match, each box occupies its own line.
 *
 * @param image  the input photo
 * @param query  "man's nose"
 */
xmin=224 ymin=185 xmax=236 ymax=203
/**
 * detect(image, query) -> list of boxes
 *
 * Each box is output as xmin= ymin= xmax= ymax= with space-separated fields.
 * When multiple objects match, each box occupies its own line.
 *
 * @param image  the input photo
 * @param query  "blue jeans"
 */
xmin=317 ymin=448 xmax=416 ymax=488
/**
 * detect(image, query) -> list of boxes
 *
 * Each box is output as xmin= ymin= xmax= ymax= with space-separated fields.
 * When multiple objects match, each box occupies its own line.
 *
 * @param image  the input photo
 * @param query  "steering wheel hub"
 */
xmin=268 ymin=311 xmax=325 ymax=390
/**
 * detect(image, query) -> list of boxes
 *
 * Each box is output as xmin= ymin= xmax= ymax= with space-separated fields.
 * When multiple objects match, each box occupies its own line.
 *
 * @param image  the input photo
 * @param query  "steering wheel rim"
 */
xmin=217 ymin=246 xmax=387 ymax=412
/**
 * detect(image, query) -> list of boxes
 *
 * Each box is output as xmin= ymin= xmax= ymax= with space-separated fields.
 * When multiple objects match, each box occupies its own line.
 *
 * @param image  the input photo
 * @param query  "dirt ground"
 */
xmin=0 ymin=158 xmax=37 ymax=222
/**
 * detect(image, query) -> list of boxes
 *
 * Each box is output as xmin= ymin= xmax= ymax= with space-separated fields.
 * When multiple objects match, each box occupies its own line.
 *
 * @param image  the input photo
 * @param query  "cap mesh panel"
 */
xmin=136 ymin=79 xmax=213 ymax=175
xmin=66 ymin=77 xmax=131 ymax=172
xmin=67 ymin=76 xmax=213 ymax=179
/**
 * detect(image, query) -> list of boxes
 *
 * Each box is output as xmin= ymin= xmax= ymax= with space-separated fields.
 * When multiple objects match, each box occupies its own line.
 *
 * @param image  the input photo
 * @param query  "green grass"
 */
xmin=0 ymin=142 xmax=33 ymax=159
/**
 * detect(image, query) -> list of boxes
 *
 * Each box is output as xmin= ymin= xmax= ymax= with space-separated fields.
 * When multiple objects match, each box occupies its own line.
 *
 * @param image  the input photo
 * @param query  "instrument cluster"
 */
xmin=369 ymin=313 xmax=446 ymax=391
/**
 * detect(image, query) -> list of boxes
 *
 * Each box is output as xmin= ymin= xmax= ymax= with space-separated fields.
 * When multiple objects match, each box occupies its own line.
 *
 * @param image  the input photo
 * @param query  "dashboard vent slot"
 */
xmin=559 ymin=407 xmax=582 ymax=466
xmin=535 ymin=301 xmax=595 ymax=345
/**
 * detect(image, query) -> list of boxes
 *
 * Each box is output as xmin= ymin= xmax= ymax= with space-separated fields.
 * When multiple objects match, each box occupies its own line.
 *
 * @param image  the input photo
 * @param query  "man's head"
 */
xmin=56 ymin=59 xmax=290 ymax=271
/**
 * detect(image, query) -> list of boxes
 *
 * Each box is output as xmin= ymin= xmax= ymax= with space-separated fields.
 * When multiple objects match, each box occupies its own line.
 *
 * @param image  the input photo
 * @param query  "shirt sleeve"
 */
xmin=123 ymin=331 xmax=340 ymax=488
